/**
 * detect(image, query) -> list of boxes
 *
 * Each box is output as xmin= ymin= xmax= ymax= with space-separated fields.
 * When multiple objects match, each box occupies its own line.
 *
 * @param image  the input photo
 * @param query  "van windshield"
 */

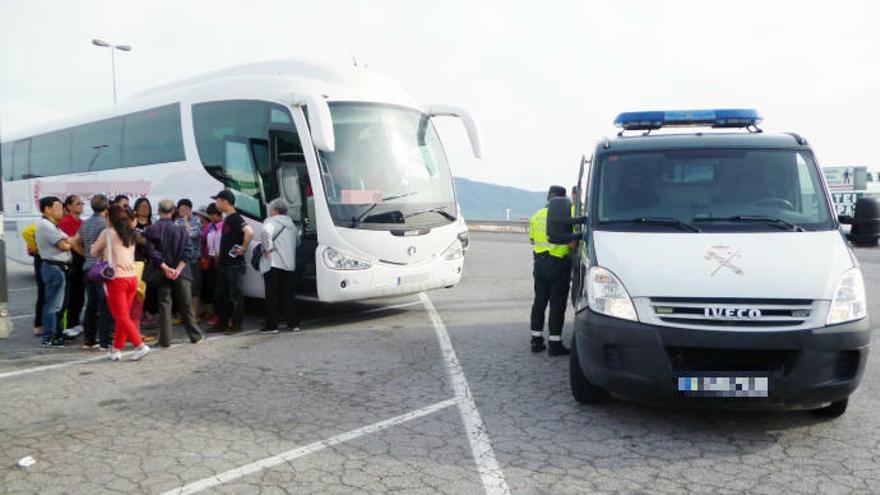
xmin=595 ymin=148 xmax=833 ymax=232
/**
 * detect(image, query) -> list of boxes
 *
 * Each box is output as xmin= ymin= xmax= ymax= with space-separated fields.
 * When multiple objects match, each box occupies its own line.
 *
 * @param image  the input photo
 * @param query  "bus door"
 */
xmin=270 ymin=128 xmax=317 ymax=295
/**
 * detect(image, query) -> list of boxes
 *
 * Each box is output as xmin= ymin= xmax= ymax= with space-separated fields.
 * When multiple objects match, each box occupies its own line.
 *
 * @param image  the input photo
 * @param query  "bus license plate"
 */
xmin=677 ymin=374 xmax=769 ymax=398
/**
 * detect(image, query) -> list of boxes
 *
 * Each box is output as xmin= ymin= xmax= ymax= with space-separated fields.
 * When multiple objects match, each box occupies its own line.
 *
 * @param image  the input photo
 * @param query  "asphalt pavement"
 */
xmin=1 ymin=232 xmax=879 ymax=495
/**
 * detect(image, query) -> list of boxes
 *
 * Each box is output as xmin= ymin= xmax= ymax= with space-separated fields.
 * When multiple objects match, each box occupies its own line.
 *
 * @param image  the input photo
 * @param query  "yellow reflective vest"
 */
xmin=529 ymin=207 xmax=571 ymax=259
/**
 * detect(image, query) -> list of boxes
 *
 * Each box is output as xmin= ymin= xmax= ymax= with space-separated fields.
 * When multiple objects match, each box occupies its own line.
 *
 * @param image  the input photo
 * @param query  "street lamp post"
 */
xmin=92 ymin=39 xmax=132 ymax=104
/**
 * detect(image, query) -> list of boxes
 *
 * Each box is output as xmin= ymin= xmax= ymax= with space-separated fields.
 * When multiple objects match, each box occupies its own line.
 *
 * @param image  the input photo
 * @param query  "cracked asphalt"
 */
xmin=1 ymin=232 xmax=879 ymax=494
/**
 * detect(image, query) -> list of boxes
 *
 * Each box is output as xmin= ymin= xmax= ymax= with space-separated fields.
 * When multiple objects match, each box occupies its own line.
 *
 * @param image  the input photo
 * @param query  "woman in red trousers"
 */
xmin=91 ymin=205 xmax=151 ymax=361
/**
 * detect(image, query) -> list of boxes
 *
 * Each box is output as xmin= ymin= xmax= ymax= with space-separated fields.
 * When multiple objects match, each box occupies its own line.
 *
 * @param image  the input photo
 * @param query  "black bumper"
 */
xmin=573 ymin=310 xmax=871 ymax=409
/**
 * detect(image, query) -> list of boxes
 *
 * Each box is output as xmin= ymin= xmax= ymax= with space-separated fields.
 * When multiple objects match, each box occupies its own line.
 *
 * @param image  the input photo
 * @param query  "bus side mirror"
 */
xmin=838 ymin=214 xmax=854 ymax=225
xmin=547 ymin=196 xmax=575 ymax=244
xmin=291 ymin=94 xmax=335 ymax=153
xmin=425 ymin=105 xmax=483 ymax=159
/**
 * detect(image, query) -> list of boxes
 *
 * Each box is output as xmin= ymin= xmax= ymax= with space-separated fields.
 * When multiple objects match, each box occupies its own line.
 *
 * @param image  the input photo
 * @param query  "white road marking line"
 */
xmin=12 ymin=314 xmax=35 ymax=320
xmin=160 ymin=398 xmax=458 ymax=495
xmin=8 ymin=286 xmax=37 ymax=292
xmin=0 ymin=330 xmax=258 ymax=380
xmin=419 ymin=292 xmax=511 ymax=495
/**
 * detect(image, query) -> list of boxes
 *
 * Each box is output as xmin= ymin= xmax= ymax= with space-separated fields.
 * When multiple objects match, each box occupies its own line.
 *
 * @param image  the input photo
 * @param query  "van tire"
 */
xmin=813 ymin=398 xmax=849 ymax=417
xmin=570 ymin=336 xmax=607 ymax=404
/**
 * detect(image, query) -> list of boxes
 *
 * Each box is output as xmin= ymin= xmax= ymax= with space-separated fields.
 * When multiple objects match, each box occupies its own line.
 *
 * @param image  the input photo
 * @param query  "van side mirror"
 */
xmin=838 ymin=214 xmax=854 ymax=225
xmin=547 ymin=196 xmax=576 ymax=244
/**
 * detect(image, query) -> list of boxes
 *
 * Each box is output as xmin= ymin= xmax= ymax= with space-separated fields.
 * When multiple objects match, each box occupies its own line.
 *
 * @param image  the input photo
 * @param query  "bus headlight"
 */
xmin=442 ymin=240 xmax=464 ymax=260
xmin=323 ymin=247 xmax=371 ymax=271
xmin=588 ymin=266 xmax=638 ymax=321
xmin=826 ymin=268 xmax=867 ymax=325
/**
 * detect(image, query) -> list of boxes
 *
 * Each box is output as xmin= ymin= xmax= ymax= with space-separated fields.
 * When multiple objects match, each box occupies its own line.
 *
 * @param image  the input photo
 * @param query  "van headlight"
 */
xmin=442 ymin=240 xmax=464 ymax=260
xmin=323 ymin=247 xmax=371 ymax=271
xmin=826 ymin=268 xmax=867 ymax=325
xmin=588 ymin=266 xmax=638 ymax=321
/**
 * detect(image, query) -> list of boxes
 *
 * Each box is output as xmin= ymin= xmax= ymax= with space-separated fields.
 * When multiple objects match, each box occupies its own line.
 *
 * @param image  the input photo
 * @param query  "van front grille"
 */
xmin=649 ymin=297 xmax=814 ymax=330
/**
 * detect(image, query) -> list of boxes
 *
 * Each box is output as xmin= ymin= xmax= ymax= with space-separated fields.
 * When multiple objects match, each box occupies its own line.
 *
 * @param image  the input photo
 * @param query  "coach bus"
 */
xmin=0 ymin=59 xmax=481 ymax=302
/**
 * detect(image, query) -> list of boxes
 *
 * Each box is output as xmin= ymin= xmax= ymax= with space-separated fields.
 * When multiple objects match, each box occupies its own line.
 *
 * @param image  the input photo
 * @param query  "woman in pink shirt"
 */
xmin=91 ymin=205 xmax=151 ymax=361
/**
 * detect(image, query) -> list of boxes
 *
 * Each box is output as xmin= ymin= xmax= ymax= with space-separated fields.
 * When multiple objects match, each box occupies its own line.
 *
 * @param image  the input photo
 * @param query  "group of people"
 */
xmin=25 ymin=189 xmax=302 ymax=361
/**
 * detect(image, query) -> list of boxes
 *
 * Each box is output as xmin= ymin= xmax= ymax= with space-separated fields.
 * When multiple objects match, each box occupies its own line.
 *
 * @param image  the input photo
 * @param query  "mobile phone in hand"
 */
xmin=229 ymin=244 xmax=241 ymax=257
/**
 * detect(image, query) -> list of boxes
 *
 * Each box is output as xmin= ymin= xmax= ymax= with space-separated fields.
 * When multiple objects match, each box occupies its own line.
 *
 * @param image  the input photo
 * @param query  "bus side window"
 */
xmin=12 ymin=139 xmax=30 ymax=180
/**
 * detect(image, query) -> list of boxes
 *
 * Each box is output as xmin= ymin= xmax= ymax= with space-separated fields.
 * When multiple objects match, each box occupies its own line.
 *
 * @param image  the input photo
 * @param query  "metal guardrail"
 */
xmin=465 ymin=220 xmax=529 ymax=234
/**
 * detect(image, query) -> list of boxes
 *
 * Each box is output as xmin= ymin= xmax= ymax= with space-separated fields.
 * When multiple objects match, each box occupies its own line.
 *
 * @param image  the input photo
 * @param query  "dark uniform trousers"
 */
xmin=530 ymin=252 xmax=571 ymax=337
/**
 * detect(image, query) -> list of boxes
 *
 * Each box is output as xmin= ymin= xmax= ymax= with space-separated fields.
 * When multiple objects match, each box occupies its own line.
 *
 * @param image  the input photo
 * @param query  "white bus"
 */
xmin=0 ymin=59 xmax=482 ymax=302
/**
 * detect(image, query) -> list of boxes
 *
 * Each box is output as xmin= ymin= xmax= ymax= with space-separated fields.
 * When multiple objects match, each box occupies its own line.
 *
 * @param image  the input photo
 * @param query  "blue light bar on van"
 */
xmin=613 ymin=109 xmax=762 ymax=131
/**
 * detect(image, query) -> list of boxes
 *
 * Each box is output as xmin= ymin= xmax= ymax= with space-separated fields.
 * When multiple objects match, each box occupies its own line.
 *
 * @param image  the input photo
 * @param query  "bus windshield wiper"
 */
xmin=383 ymin=191 xmax=419 ymax=202
xmin=349 ymin=192 xmax=420 ymax=227
xmin=405 ymin=206 xmax=457 ymax=222
xmin=694 ymin=215 xmax=805 ymax=232
xmin=600 ymin=217 xmax=701 ymax=233
xmin=351 ymin=203 xmax=380 ymax=228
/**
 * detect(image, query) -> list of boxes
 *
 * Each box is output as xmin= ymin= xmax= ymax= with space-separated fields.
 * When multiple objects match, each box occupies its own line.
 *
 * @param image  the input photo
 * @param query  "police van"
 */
xmin=558 ymin=109 xmax=870 ymax=416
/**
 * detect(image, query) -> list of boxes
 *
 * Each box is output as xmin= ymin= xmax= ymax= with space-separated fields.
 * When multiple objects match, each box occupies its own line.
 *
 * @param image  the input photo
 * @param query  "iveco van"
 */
xmin=566 ymin=109 xmax=870 ymax=416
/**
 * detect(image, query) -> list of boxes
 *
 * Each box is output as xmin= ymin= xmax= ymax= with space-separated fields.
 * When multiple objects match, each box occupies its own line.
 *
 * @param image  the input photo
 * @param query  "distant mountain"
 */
xmin=454 ymin=177 xmax=546 ymax=221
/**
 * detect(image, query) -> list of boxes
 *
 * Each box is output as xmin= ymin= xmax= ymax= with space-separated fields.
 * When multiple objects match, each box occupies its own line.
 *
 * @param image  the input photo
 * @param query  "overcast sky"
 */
xmin=1 ymin=0 xmax=878 ymax=191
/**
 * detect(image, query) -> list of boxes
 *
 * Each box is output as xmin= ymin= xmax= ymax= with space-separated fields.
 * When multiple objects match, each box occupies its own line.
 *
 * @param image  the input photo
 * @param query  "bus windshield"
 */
xmin=318 ymin=103 xmax=456 ymax=229
xmin=595 ymin=148 xmax=834 ymax=232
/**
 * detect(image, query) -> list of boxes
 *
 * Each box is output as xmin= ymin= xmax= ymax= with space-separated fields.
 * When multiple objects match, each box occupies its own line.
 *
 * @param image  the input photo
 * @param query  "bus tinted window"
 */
xmin=13 ymin=139 xmax=30 ymax=180
xmin=193 ymin=101 xmax=270 ymax=167
xmin=123 ymin=104 xmax=185 ymax=166
xmin=72 ymin=117 xmax=122 ymax=171
xmin=1 ymin=143 xmax=12 ymax=180
xmin=30 ymin=130 xmax=72 ymax=177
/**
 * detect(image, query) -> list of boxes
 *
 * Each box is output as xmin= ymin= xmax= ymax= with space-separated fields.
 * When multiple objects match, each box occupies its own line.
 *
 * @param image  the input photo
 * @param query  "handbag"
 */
xmin=251 ymin=223 xmax=286 ymax=271
xmin=86 ymin=230 xmax=115 ymax=284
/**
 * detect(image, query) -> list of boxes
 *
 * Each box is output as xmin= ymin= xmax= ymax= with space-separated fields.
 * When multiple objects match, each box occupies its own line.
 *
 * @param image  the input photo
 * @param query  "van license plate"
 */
xmin=677 ymin=374 xmax=769 ymax=397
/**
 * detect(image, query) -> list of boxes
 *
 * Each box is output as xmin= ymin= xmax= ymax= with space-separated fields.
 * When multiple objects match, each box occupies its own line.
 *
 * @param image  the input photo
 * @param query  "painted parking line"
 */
xmin=0 ymin=330 xmax=258 ymax=380
xmin=419 ymin=292 xmax=511 ymax=495
xmin=160 ymin=398 xmax=458 ymax=495
xmin=0 ymin=298 xmax=425 ymax=380
xmin=8 ymin=286 xmax=37 ymax=293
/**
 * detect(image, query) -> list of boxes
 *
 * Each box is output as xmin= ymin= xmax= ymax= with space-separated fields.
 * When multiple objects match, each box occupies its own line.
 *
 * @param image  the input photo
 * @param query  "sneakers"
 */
xmin=130 ymin=344 xmax=151 ymax=361
xmin=142 ymin=335 xmax=157 ymax=344
xmin=259 ymin=328 xmax=279 ymax=335
xmin=548 ymin=341 xmax=571 ymax=357
xmin=83 ymin=343 xmax=101 ymax=350
xmin=285 ymin=325 xmax=302 ymax=333
xmin=530 ymin=338 xmax=546 ymax=353
xmin=42 ymin=339 xmax=66 ymax=349
xmin=107 ymin=349 xmax=122 ymax=361
xmin=192 ymin=336 xmax=206 ymax=344
xmin=63 ymin=325 xmax=83 ymax=339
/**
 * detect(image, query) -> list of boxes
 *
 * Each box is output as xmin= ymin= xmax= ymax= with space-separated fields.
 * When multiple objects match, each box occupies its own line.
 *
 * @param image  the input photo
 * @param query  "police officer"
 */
xmin=529 ymin=185 xmax=573 ymax=356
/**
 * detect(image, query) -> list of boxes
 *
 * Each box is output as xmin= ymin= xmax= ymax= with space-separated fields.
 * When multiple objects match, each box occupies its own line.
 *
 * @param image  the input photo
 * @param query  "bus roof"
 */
xmin=4 ymin=59 xmax=419 ymax=141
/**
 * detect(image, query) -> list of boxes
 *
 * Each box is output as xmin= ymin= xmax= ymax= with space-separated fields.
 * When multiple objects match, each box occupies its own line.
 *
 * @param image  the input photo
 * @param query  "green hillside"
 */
xmin=454 ymin=177 xmax=547 ymax=221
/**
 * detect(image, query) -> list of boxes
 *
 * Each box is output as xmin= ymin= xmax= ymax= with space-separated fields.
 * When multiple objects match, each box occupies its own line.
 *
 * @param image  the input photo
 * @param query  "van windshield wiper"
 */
xmin=405 ymin=206 xmax=457 ymax=222
xmin=600 ymin=217 xmax=701 ymax=233
xmin=693 ymin=215 xmax=805 ymax=232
